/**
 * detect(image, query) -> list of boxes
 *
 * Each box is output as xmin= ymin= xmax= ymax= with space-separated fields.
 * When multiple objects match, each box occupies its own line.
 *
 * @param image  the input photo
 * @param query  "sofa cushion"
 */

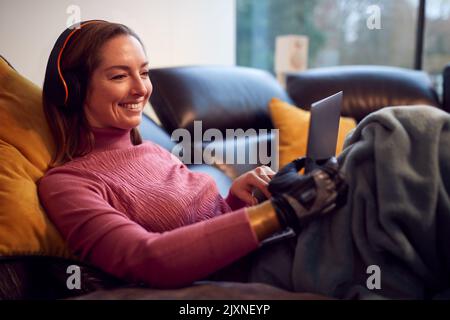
xmin=0 ymin=56 xmax=70 ymax=257
xmin=268 ymin=98 xmax=356 ymax=167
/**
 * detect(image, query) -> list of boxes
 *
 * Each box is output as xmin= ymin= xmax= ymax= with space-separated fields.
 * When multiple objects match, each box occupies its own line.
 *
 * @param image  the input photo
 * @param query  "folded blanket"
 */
xmin=250 ymin=105 xmax=450 ymax=299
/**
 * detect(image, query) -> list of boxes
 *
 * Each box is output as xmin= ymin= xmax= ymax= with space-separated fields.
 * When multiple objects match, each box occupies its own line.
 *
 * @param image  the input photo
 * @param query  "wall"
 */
xmin=0 ymin=0 xmax=236 ymax=87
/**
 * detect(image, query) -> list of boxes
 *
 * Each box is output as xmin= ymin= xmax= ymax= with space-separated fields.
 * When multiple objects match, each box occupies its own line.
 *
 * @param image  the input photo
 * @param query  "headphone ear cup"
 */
xmin=44 ymin=20 xmax=106 ymax=109
xmin=64 ymin=72 xmax=83 ymax=109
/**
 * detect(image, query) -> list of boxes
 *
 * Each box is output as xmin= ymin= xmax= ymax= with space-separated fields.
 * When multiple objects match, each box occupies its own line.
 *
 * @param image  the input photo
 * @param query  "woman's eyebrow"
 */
xmin=104 ymin=62 xmax=149 ymax=71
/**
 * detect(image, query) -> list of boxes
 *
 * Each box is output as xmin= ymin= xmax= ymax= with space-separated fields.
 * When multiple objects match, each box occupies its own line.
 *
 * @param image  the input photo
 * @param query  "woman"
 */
xmin=38 ymin=20 xmax=343 ymax=290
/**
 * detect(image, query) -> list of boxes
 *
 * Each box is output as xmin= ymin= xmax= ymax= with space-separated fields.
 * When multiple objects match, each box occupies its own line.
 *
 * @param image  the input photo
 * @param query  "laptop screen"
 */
xmin=306 ymin=91 xmax=343 ymax=165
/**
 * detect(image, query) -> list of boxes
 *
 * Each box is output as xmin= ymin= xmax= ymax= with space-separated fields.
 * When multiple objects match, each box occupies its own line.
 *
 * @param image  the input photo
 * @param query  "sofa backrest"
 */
xmin=149 ymin=66 xmax=292 ymax=135
xmin=286 ymin=65 xmax=441 ymax=122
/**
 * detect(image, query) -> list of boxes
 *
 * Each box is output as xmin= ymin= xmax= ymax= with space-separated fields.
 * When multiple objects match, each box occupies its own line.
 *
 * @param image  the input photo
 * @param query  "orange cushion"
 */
xmin=0 ymin=57 xmax=71 ymax=257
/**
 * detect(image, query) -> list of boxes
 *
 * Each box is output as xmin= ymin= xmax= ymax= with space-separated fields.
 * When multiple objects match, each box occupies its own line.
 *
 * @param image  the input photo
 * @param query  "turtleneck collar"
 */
xmin=91 ymin=127 xmax=133 ymax=152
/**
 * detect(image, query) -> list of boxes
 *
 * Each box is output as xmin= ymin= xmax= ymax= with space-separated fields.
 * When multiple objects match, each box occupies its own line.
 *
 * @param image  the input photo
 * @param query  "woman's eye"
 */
xmin=111 ymin=74 xmax=127 ymax=80
xmin=141 ymin=71 xmax=150 ymax=78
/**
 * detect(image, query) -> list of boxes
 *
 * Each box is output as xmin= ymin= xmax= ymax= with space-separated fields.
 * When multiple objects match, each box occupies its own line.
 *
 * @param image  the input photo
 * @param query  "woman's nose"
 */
xmin=131 ymin=77 xmax=148 ymax=96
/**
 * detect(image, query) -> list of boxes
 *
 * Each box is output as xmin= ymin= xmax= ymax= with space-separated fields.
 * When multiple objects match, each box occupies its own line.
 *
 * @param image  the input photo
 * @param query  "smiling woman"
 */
xmin=37 ymin=20 xmax=347 ymax=295
xmin=42 ymin=20 xmax=147 ymax=166
xmin=83 ymin=35 xmax=152 ymax=130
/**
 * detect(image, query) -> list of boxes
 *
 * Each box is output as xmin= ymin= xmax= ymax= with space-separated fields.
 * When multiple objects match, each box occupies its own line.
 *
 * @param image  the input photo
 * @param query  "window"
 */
xmin=424 ymin=0 xmax=450 ymax=97
xmin=237 ymin=0 xmax=449 ymax=77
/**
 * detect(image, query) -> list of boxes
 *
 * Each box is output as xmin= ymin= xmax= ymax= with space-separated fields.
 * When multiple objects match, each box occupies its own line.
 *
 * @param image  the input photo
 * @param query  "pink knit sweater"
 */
xmin=38 ymin=127 xmax=259 ymax=288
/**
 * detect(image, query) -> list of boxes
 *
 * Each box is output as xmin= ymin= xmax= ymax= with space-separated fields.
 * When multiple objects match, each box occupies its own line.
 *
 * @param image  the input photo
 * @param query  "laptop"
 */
xmin=256 ymin=91 xmax=343 ymax=245
xmin=252 ymin=91 xmax=343 ymax=202
xmin=304 ymin=91 xmax=343 ymax=172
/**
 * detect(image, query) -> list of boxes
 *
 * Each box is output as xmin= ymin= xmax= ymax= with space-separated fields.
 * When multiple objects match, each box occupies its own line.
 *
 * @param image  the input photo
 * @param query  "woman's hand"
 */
xmin=229 ymin=165 xmax=276 ymax=206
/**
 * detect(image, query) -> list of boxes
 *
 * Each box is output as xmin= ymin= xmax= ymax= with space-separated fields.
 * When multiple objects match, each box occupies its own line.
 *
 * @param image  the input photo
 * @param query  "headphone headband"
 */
xmin=44 ymin=20 xmax=106 ymax=107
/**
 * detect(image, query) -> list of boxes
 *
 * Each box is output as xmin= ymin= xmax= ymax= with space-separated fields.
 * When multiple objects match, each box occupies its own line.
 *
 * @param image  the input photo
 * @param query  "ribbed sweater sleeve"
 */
xmin=38 ymin=169 xmax=259 ymax=289
xmin=224 ymin=191 xmax=248 ymax=211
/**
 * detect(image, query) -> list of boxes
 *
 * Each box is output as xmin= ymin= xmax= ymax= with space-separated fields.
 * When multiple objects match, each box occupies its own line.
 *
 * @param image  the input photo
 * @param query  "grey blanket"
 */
xmin=250 ymin=106 xmax=450 ymax=299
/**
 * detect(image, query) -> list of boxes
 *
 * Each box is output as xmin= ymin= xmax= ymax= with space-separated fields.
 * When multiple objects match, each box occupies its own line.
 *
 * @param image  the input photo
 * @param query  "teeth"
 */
xmin=120 ymin=103 xmax=141 ymax=110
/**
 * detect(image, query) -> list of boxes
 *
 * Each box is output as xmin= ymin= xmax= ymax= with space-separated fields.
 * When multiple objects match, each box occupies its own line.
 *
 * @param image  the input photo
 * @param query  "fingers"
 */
xmin=229 ymin=166 xmax=278 ymax=206
xmin=235 ymin=171 xmax=271 ymax=205
xmin=234 ymin=188 xmax=258 ymax=206
xmin=251 ymin=173 xmax=272 ymax=199
xmin=255 ymin=165 xmax=276 ymax=181
xmin=252 ymin=166 xmax=277 ymax=199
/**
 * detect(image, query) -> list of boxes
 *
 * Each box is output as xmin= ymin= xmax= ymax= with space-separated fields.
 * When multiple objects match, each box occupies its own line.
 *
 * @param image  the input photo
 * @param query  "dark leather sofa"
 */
xmin=142 ymin=64 xmax=448 ymax=196
xmin=1 ymin=63 xmax=449 ymax=300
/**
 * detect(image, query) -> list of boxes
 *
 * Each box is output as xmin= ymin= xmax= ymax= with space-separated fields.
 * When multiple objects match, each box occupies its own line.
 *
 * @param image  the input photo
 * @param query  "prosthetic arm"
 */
xmin=268 ymin=157 xmax=347 ymax=234
xmin=247 ymin=157 xmax=348 ymax=242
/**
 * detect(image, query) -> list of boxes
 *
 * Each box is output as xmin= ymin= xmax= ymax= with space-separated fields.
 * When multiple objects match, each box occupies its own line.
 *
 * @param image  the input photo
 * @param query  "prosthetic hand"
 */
xmin=268 ymin=156 xmax=347 ymax=233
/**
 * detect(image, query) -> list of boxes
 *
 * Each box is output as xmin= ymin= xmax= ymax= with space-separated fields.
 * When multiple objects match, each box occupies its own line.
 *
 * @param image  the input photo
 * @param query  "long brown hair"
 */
xmin=43 ymin=21 xmax=144 ymax=168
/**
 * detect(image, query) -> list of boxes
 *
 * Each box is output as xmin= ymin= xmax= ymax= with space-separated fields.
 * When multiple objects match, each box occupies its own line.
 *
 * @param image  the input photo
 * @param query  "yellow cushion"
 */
xmin=269 ymin=97 xmax=357 ymax=168
xmin=0 ymin=57 xmax=71 ymax=257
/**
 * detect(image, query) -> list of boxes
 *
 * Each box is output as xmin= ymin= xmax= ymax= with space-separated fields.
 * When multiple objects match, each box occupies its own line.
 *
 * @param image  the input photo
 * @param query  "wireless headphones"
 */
xmin=44 ymin=20 xmax=106 ymax=108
